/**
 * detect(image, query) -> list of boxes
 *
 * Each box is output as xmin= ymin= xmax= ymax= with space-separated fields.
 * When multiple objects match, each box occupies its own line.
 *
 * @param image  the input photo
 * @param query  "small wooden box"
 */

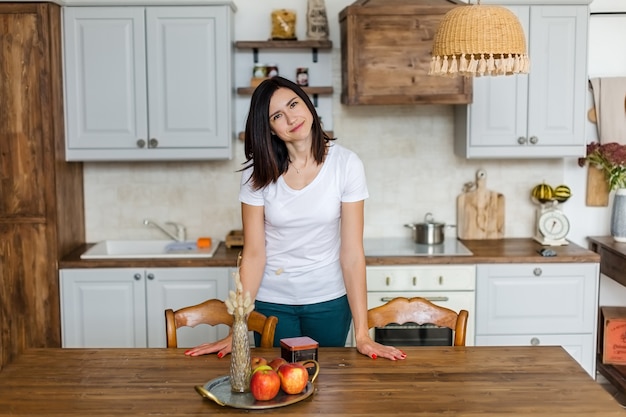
xmin=599 ymin=306 xmax=626 ymax=365
xmin=225 ymin=230 xmax=244 ymax=248
xmin=280 ymin=336 xmax=319 ymax=363
xmin=339 ymin=0 xmax=472 ymax=105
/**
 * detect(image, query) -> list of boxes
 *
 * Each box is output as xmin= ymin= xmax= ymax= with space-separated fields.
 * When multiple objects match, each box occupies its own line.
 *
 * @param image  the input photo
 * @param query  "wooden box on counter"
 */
xmin=339 ymin=0 xmax=472 ymax=105
xmin=599 ymin=307 xmax=626 ymax=365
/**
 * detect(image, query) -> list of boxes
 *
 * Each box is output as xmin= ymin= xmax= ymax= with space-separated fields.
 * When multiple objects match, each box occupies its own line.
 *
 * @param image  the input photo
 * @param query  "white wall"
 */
xmin=84 ymin=0 xmax=565 ymax=244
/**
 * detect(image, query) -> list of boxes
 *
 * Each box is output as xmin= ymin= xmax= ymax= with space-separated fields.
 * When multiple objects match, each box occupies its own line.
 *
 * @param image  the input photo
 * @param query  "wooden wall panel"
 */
xmin=0 ymin=3 xmax=85 ymax=370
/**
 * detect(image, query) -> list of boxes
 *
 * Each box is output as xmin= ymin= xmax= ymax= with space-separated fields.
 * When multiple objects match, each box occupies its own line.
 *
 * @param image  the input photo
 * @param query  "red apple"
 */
xmin=277 ymin=362 xmax=309 ymax=395
xmin=268 ymin=357 xmax=288 ymax=371
xmin=249 ymin=366 xmax=280 ymax=401
xmin=250 ymin=356 xmax=268 ymax=371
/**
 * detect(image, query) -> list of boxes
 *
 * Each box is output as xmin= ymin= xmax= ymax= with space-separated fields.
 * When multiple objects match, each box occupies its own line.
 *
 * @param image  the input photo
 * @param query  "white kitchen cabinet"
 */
xmin=60 ymin=267 xmax=230 ymax=348
xmin=454 ymin=4 xmax=588 ymax=158
xmin=365 ymin=265 xmax=476 ymax=346
xmin=475 ymin=263 xmax=599 ymax=377
xmin=63 ymin=5 xmax=234 ymax=161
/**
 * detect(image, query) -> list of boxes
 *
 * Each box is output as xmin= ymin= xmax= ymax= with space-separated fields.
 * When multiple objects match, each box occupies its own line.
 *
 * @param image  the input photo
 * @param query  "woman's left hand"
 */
xmin=355 ymin=336 xmax=407 ymax=361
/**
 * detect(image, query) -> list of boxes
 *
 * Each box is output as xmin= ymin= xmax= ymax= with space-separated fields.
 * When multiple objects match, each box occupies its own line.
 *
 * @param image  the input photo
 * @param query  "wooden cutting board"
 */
xmin=457 ymin=170 xmax=505 ymax=240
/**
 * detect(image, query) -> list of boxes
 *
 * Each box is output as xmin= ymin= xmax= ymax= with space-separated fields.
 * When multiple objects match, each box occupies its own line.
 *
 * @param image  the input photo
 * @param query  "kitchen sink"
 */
xmin=80 ymin=240 xmax=219 ymax=259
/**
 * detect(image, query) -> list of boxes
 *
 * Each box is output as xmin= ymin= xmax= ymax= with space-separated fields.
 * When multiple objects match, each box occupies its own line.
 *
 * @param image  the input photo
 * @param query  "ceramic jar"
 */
xmin=611 ymin=188 xmax=626 ymax=243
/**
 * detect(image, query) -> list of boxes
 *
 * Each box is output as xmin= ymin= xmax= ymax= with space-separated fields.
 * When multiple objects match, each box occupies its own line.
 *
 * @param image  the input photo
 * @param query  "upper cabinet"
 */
xmin=339 ymin=0 xmax=472 ymax=105
xmin=454 ymin=4 xmax=589 ymax=159
xmin=63 ymin=5 xmax=234 ymax=161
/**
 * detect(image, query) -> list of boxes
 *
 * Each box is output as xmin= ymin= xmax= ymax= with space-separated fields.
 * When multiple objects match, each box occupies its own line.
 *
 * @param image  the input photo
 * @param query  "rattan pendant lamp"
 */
xmin=429 ymin=0 xmax=529 ymax=77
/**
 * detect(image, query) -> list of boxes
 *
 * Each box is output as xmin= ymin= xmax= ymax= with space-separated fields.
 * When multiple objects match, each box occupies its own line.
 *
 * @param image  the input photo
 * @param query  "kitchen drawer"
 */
xmin=475 ymin=333 xmax=594 ymax=376
xmin=366 ymin=266 xmax=475 ymax=291
xmin=476 ymin=264 xmax=597 ymax=335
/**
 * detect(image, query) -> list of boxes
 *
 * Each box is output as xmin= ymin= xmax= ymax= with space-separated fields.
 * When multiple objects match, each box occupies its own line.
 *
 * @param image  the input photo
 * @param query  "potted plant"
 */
xmin=579 ymin=142 xmax=626 ymax=242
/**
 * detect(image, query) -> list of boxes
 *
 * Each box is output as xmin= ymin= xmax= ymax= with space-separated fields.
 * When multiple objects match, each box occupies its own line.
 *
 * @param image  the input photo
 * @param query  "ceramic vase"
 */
xmin=611 ymin=188 xmax=626 ymax=243
xmin=229 ymin=313 xmax=251 ymax=393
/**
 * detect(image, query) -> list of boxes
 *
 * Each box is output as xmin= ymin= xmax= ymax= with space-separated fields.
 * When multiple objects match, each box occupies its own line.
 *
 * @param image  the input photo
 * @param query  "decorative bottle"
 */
xmin=229 ymin=313 xmax=251 ymax=393
xmin=226 ymin=257 xmax=254 ymax=393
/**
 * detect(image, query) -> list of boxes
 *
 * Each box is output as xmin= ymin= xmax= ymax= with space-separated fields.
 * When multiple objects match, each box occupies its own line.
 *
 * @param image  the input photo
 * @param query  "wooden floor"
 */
xmin=598 ymin=373 xmax=626 ymax=408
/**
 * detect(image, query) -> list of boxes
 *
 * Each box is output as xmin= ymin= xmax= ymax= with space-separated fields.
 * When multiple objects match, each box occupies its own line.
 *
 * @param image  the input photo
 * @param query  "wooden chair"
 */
xmin=165 ymin=299 xmax=278 ymax=348
xmin=367 ymin=297 xmax=469 ymax=346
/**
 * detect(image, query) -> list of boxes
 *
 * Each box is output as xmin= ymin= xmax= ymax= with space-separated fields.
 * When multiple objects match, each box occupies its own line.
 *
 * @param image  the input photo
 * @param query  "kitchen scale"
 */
xmin=532 ymin=202 xmax=570 ymax=246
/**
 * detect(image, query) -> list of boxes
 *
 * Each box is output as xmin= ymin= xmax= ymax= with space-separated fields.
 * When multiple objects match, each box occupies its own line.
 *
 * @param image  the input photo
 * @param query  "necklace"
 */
xmin=289 ymin=157 xmax=308 ymax=174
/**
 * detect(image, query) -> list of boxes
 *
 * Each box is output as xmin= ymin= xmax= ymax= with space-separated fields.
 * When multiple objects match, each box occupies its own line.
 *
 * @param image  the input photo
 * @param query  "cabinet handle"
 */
xmin=529 ymin=136 xmax=538 ymax=145
xmin=147 ymin=273 xmax=155 ymax=280
xmin=425 ymin=296 xmax=449 ymax=302
xmin=385 ymin=276 xmax=390 ymax=286
xmin=379 ymin=296 xmax=450 ymax=303
xmin=517 ymin=136 xmax=527 ymax=145
xmin=133 ymin=273 xmax=142 ymax=281
xmin=136 ymin=139 xmax=146 ymax=148
xmin=533 ymin=268 xmax=542 ymax=276
xmin=438 ymin=275 xmax=443 ymax=285
xmin=530 ymin=337 xmax=540 ymax=346
xmin=413 ymin=276 xmax=416 ymax=286
xmin=149 ymin=138 xmax=159 ymax=148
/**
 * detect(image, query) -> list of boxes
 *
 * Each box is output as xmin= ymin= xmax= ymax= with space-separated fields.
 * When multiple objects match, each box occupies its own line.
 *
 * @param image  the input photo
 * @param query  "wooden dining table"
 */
xmin=0 ymin=346 xmax=623 ymax=416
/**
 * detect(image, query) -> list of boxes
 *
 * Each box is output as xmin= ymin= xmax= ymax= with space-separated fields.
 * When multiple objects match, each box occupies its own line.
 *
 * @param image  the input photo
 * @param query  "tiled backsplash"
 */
xmin=84 ymin=53 xmax=563 ymax=243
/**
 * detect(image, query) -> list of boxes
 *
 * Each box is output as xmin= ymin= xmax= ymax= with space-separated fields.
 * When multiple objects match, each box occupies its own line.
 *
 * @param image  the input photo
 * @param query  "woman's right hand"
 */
xmin=184 ymin=334 xmax=232 ymax=358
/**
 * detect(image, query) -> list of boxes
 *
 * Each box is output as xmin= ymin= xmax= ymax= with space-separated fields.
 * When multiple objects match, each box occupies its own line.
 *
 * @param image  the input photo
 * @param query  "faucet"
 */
xmin=143 ymin=219 xmax=186 ymax=242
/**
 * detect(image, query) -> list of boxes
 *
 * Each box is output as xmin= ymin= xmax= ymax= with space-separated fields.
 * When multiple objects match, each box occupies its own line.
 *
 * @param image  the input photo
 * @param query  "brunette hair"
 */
xmin=241 ymin=76 xmax=334 ymax=190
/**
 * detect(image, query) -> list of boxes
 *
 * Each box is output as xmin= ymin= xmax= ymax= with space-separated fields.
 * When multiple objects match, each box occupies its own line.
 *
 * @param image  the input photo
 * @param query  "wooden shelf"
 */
xmin=597 ymin=356 xmax=626 ymax=392
xmin=237 ymin=86 xmax=332 ymax=95
xmin=238 ymin=130 xmax=334 ymax=141
xmin=235 ymin=40 xmax=332 ymax=50
xmin=235 ymin=40 xmax=332 ymax=63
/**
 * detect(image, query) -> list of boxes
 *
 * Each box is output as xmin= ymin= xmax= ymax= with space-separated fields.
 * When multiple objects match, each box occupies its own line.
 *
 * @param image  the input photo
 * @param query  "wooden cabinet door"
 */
xmin=145 ymin=267 xmax=230 ymax=348
xmin=0 ymin=5 xmax=51 ymax=219
xmin=60 ymin=269 xmax=148 ymax=348
xmin=63 ymin=7 xmax=148 ymax=152
xmin=0 ymin=3 xmax=84 ymax=370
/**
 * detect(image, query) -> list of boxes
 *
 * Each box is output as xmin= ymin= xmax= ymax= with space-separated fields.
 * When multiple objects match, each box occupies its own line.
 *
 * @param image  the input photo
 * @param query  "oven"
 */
xmin=362 ymin=238 xmax=476 ymax=346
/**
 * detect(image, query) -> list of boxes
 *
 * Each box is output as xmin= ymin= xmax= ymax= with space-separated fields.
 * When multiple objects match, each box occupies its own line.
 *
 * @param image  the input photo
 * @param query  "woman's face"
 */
xmin=268 ymin=87 xmax=313 ymax=143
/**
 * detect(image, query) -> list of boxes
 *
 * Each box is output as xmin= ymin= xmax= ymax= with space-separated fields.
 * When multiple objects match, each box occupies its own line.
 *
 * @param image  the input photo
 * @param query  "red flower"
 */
xmin=579 ymin=142 xmax=626 ymax=190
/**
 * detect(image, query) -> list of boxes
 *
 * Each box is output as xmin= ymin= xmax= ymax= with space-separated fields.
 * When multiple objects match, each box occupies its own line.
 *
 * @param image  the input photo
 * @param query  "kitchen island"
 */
xmin=0 ymin=346 xmax=621 ymax=416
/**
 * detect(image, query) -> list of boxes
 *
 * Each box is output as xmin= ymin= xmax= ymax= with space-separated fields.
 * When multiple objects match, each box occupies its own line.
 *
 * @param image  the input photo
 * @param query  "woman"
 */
xmin=186 ymin=77 xmax=405 ymax=361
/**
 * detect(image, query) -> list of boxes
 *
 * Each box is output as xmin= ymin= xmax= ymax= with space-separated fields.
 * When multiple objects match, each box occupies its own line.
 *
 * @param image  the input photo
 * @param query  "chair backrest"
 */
xmin=165 ymin=299 xmax=278 ymax=348
xmin=367 ymin=297 xmax=469 ymax=346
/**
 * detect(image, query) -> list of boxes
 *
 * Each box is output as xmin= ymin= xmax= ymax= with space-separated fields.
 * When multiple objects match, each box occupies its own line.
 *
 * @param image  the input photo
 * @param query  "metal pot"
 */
xmin=404 ymin=213 xmax=452 ymax=245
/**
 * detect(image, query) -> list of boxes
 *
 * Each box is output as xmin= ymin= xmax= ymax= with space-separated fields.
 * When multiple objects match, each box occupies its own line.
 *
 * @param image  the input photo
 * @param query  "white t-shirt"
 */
xmin=239 ymin=143 xmax=369 ymax=305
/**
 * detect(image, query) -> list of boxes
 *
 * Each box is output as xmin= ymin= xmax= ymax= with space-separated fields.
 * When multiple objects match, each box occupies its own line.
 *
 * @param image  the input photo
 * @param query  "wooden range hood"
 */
xmin=339 ymin=0 xmax=472 ymax=105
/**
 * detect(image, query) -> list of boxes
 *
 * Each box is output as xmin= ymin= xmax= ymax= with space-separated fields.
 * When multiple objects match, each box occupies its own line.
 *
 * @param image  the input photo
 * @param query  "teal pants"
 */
xmin=254 ymin=295 xmax=351 ymax=347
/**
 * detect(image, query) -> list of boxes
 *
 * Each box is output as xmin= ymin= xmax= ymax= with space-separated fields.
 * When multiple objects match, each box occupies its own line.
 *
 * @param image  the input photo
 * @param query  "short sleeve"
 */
xmin=239 ymin=166 xmax=265 ymax=206
xmin=341 ymin=151 xmax=369 ymax=203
